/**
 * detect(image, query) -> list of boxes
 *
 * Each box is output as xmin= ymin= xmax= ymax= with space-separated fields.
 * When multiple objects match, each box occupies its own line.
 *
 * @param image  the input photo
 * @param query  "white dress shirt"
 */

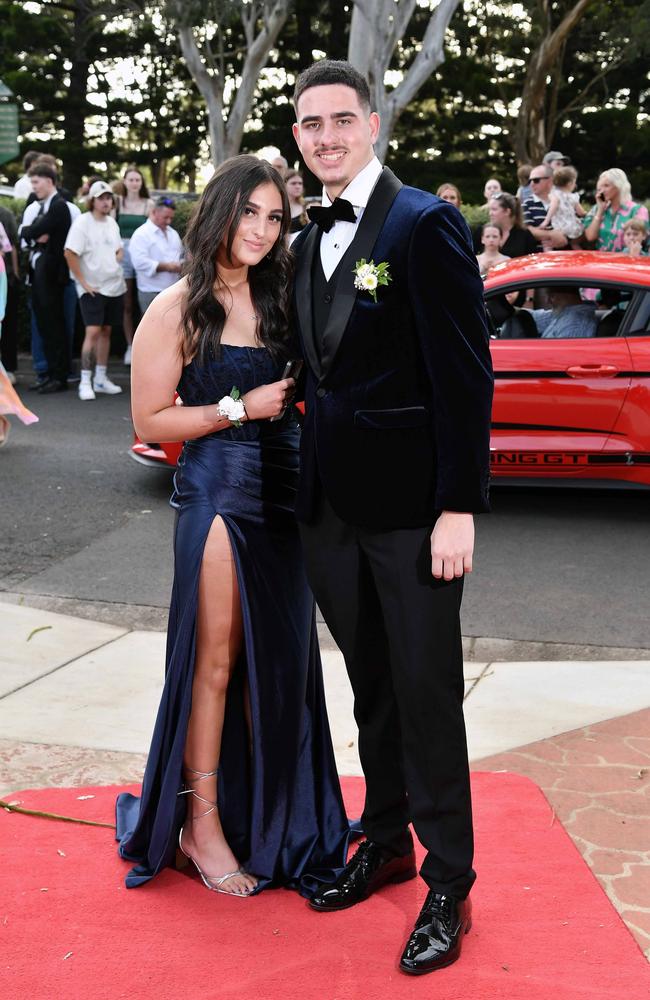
xmin=128 ymin=218 xmax=183 ymax=292
xmin=319 ymin=156 xmax=383 ymax=280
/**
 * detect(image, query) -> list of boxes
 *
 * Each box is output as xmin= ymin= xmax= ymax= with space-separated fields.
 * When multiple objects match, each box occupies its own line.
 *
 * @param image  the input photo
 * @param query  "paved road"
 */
xmin=2 ymin=366 xmax=649 ymax=650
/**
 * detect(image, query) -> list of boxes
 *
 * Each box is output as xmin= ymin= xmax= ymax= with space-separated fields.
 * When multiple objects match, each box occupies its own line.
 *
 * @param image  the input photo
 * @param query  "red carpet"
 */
xmin=1 ymin=773 xmax=648 ymax=1000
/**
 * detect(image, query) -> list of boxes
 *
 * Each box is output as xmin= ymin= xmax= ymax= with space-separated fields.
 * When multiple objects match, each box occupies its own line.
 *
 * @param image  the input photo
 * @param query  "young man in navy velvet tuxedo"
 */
xmin=291 ymin=61 xmax=494 ymax=976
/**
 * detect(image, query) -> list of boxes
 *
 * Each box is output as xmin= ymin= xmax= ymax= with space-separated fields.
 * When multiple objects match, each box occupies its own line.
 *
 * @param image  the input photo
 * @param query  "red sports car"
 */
xmin=485 ymin=252 xmax=650 ymax=488
xmin=131 ymin=252 xmax=650 ymax=489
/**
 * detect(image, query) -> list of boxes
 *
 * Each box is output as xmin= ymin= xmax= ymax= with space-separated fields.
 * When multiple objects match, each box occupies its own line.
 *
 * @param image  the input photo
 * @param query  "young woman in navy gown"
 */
xmin=116 ymin=155 xmax=349 ymax=896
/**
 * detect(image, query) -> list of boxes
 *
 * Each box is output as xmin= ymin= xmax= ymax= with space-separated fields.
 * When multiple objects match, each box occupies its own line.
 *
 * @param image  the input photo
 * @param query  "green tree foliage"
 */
xmin=208 ymin=0 xmax=348 ymax=193
xmin=1 ymin=0 xmax=647 ymax=202
xmin=388 ymin=0 xmax=650 ymax=202
xmin=0 ymin=0 xmax=206 ymax=191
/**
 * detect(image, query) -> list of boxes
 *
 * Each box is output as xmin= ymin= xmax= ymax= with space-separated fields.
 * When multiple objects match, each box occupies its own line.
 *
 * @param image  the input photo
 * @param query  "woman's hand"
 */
xmin=242 ymin=378 xmax=295 ymax=420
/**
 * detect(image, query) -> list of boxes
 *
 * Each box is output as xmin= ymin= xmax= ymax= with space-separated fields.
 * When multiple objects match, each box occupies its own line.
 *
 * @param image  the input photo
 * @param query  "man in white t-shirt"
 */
xmin=64 ymin=181 xmax=126 ymax=400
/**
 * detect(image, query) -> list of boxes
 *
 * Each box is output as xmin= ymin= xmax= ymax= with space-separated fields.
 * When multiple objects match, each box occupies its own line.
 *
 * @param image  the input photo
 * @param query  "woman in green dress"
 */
xmin=114 ymin=166 xmax=154 ymax=364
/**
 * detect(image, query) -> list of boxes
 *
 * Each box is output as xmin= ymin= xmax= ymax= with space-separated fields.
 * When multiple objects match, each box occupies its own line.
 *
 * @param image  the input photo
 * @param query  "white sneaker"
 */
xmin=79 ymin=382 xmax=96 ymax=401
xmin=93 ymin=377 xmax=123 ymax=395
xmin=123 ymin=346 xmax=132 ymax=365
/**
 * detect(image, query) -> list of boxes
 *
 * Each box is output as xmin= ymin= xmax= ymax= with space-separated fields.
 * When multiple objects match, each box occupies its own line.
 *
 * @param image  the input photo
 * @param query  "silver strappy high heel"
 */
xmin=177 ymin=766 xmax=254 ymax=896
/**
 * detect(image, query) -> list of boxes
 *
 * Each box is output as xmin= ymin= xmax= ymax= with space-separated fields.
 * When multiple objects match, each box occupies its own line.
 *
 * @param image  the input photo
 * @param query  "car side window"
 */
xmin=487 ymin=285 xmax=632 ymax=340
xmin=626 ymin=290 xmax=650 ymax=336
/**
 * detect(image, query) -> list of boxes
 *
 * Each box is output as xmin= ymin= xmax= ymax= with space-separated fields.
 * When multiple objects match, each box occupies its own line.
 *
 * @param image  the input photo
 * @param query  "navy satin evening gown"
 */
xmin=116 ymin=345 xmax=350 ymax=894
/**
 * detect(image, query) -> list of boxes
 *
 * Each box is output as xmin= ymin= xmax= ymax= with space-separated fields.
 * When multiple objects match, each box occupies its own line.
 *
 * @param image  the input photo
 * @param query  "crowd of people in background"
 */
xmin=0 ymin=145 xmax=648 ymax=398
xmin=1 ymin=153 xmax=185 ymax=399
xmin=435 ymin=151 xmax=649 ymax=282
xmin=470 ymin=152 xmax=646 ymax=277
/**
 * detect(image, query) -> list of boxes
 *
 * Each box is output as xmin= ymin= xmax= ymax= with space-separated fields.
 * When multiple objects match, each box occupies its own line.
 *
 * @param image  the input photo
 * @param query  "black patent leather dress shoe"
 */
xmin=309 ymin=840 xmax=417 ymax=912
xmin=399 ymin=892 xmax=472 ymax=975
xmin=29 ymin=375 xmax=49 ymax=391
xmin=38 ymin=379 xmax=68 ymax=394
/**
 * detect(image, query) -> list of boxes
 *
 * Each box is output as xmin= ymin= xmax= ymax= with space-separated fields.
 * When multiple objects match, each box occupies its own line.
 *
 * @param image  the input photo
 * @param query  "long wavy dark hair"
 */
xmin=181 ymin=155 xmax=293 ymax=363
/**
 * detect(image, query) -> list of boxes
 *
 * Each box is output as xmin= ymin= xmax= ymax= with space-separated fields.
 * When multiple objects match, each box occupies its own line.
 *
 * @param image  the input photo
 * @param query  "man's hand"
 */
xmin=538 ymin=229 xmax=568 ymax=250
xmin=430 ymin=511 xmax=475 ymax=580
xmin=36 ymin=233 xmax=50 ymax=244
xmin=83 ymin=281 xmax=99 ymax=297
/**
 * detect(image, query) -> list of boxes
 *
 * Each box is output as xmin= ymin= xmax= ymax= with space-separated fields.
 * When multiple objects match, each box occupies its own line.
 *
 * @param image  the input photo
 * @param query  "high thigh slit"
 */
xmin=116 ymin=344 xmax=350 ymax=893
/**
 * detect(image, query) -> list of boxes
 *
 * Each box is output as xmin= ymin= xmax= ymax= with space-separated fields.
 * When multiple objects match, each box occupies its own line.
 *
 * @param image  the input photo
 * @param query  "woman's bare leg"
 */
xmin=180 ymin=515 xmax=257 ymax=894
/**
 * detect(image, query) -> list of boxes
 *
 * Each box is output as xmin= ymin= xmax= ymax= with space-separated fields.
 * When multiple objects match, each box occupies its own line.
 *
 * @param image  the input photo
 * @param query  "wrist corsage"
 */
xmin=353 ymin=258 xmax=392 ymax=303
xmin=217 ymin=386 xmax=246 ymax=427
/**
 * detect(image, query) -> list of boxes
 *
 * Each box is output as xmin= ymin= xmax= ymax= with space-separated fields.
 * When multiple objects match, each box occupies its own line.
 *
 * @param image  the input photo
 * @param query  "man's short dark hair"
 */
xmin=154 ymin=195 xmax=176 ymax=209
xmin=28 ymin=162 xmax=58 ymax=184
xmin=293 ymin=60 xmax=371 ymax=113
xmin=22 ymin=150 xmax=41 ymax=172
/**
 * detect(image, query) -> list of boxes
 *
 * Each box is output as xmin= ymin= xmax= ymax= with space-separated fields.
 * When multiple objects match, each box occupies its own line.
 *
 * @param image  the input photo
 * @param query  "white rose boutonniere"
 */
xmin=353 ymin=258 xmax=392 ymax=303
xmin=217 ymin=386 xmax=246 ymax=427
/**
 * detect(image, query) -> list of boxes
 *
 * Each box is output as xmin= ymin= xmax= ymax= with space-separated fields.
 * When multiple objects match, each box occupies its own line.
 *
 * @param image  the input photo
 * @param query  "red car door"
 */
xmin=610 ymin=289 xmax=650 ymax=462
xmin=490 ymin=335 xmax=633 ymax=473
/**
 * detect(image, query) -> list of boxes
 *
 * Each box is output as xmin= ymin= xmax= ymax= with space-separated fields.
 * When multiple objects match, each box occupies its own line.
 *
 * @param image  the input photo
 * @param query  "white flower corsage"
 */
xmin=353 ymin=258 xmax=392 ymax=303
xmin=217 ymin=386 xmax=246 ymax=427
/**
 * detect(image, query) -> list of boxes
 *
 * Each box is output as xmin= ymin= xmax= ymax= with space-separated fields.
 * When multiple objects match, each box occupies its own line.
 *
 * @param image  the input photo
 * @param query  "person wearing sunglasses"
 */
xmin=522 ymin=165 xmax=570 ymax=250
xmin=128 ymin=195 xmax=183 ymax=314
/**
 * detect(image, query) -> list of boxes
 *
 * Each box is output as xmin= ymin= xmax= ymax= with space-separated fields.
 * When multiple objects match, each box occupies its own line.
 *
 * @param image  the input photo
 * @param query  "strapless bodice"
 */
xmin=177 ymin=343 xmax=297 ymax=441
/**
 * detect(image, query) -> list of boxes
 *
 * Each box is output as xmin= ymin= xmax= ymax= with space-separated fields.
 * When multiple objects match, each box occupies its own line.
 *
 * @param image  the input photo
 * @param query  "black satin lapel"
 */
xmin=293 ymin=223 xmax=321 ymax=378
xmin=320 ymin=169 xmax=403 ymax=378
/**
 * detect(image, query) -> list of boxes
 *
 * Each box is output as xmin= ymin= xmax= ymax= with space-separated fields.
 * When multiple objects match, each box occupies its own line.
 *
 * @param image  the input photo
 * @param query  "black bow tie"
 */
xmin=307 ymin=197 xmax=357 ymax=233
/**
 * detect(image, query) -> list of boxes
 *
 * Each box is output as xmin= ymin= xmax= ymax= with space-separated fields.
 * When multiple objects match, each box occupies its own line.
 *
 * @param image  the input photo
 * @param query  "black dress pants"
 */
xmin=300 ymin=490 xmax=475 ymax=899
xmin=31 ymin=260 xmax=68 ymax=384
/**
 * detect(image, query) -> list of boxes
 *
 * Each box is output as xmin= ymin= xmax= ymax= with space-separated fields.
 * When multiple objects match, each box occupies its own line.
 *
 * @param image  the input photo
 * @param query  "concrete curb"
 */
xmin=2 ymin=590 xmax=649 ymax=662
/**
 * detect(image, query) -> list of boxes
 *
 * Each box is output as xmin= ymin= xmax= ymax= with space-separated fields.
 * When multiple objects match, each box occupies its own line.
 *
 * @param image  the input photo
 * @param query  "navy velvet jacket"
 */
xmin=292 ymin=168 xmax=494 ymax=529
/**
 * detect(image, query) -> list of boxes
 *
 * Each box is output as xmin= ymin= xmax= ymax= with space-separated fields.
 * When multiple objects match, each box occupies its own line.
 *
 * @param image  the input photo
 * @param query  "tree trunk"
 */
xmin=296 ymin=0 xmax=314 ymax=70
xmin=151 ymin=158 xmax=167 ymax=190
xmin=327 ymin=0 xmax=348 ymax=60
xmin=177 ymin=24 xmax=226 ymax=164
xmin=513 ymin=0 xmax=594 ymax=164
xmin=62 ymin=0 xmax=92 ymax=193
xmin=175 ymin=1 xmax=290 ymax=165
xmin=348 ymin=0 xmax=460 ymax=163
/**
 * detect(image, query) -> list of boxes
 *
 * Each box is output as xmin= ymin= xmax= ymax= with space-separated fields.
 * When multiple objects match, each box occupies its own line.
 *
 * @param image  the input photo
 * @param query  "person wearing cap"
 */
xmin=543 ymin=151 xmax=570 ymax=170
xmin=64 ymin=181 xmax=126 ymax=400
xmin=128 ymin=197 xmax=183 ymax=313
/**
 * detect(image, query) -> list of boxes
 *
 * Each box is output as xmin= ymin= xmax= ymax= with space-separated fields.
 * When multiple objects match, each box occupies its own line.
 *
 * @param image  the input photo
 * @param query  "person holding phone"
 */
xmin=116 ymin=155 xmax=350 ymax=897
xmin=583 ymin=168 xmax=649 ymax=251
